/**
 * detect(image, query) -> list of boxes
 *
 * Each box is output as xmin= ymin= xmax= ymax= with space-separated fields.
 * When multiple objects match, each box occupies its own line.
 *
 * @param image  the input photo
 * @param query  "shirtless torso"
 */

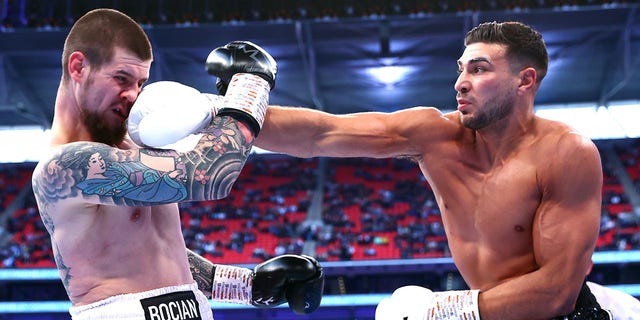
xmin=256 ymin=104 xmax=603 ymax=318
xmin=418 ymin=111 xmax=579 ymax=291
xmin=32 ymin=142 xmax=193 ymax=306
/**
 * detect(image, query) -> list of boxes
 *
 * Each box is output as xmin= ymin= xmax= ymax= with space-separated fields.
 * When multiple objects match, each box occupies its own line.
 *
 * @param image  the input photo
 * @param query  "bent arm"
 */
xmin=478 ymin=133 xmax=603 ymax=320
xmin=33 ymin=116 xmax=254 ymax=208
xmin=257 ymin=105 xmax=448 ymax=159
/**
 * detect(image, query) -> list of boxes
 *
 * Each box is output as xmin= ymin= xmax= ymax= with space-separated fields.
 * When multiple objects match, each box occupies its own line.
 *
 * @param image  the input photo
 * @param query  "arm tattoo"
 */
xmin=178 ymin=116 xmax=254 ymax=200
xmin=187 ymin=249 xmax=215 ymax=298
xmin=33 ymin=116 xmax=253 ymax=207
xmin=33 ymin=142 xmax=186 ymax=206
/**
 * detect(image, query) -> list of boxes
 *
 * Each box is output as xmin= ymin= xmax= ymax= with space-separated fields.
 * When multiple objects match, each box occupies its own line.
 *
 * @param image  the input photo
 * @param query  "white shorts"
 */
xmin=69 ymin=282 xmax=213 ymax=320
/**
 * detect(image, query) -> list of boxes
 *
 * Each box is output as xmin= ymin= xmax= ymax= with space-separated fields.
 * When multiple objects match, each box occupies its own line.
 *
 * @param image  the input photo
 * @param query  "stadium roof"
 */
xmin=0 ymin=4 xmax=638 ymax=130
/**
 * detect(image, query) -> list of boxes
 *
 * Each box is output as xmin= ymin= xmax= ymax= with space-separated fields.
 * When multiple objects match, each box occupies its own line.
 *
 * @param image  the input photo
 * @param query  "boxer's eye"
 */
xmin=114 ymin=76 xmax=127 ymax=84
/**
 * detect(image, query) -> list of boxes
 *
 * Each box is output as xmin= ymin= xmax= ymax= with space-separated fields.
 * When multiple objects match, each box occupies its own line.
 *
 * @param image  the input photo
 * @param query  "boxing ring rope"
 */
xmin=0 ymin=294 xmax=386 ymax=313
xmin=0 ymin=251 xmax=639 ymax=314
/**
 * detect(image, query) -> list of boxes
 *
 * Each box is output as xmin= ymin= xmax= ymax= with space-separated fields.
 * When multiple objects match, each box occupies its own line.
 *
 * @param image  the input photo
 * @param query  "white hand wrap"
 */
xmin=430 ymin=290 xmax=480 ymax=319
xmin=211 ymin=265 xmax=253 ymax=305
xmin=127 ymin=81 xmax=222 ymax=148
xmin=217 ymin=73 xmax=271 ymax=136
xmin=375 ymin=285 xmax=480 ymax=320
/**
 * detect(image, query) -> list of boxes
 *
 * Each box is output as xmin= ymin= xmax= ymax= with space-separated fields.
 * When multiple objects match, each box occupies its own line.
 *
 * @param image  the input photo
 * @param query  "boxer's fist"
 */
xmin=252 ymin=254 xmax=324 ymax=314
xmin=205 ymin=40 xmax=277 ymax=95
xmin=128 ymin=81 xmax=221 ymax=148
xmin=376 ymin=286 xmax=434 ymax=320
xmin=205 ymin=41 xmax=276 ymax=136
xmin=212 ymin=255 xmax=324 ymax=315
xmin=375 ymin=286 xmax=480 ymax=320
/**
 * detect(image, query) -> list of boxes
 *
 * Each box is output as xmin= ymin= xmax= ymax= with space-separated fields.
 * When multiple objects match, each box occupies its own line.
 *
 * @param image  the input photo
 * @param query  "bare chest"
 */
xmin=95 ymin=205 xmax=181 ymax=238
xmin=53 ymin=203 xmax=183 ymax=260
xmin=422 ymin=155 xmax=542 ymax=243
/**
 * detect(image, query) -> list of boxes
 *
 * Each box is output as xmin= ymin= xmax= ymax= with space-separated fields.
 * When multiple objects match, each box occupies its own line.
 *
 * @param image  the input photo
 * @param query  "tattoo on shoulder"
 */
xmin=33 ymin=142 xmax=189 ymax=206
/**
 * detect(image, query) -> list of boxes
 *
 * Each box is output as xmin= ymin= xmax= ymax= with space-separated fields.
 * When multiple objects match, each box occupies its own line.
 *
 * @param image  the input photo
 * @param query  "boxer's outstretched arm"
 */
xmin=257 ymin=105 xmax=450 ymax=159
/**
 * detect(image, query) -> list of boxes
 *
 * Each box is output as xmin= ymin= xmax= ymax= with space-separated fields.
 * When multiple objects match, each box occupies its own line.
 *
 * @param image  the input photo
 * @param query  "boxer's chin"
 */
xmin=83 ymin=111 xmax=127 ymax=145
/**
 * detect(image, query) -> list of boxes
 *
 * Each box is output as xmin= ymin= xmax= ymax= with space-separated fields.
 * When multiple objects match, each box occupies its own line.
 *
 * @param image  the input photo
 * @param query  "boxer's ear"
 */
xmin=68 ymin=51 xmax=88 ymax=81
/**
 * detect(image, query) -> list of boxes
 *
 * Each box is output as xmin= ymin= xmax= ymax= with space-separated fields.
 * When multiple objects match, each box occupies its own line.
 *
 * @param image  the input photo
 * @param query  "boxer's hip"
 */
xmin=69 ymin=282 xmax=212 ymax=320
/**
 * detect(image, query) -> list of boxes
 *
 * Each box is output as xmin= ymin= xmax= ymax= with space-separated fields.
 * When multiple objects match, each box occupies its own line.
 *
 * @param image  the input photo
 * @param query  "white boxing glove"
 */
xmin=128 ymin=81 xmax=222 ymax=148
xmin=376 ymin=286 xmax=435 ymax=320
xmin=375 ymin=286 xmax=480 ymax=320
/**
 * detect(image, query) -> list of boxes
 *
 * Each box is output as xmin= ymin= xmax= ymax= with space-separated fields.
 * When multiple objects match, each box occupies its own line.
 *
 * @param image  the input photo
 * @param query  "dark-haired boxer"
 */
xmin=32 ymin=8 xmax=323 ymax=320
xmin=253 ymin=21 xmax=609 ymax=319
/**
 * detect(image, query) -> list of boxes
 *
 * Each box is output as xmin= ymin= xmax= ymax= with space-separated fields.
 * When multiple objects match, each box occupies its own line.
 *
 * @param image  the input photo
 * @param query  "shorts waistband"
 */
xmin=69 ymin=283 xmax=212 ymax=320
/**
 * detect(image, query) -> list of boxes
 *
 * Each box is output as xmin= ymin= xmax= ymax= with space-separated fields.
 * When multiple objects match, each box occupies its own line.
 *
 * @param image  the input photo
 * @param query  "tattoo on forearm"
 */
xmin=179 ymin=116 xmax=254 ymax=200
xmin=187 ymin=250 xmax=214 ymax=298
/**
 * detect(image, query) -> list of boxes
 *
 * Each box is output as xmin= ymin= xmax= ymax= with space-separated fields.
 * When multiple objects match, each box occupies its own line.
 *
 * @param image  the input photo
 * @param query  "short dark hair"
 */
xmin=61 ymin=8 xmax=153 ymax=81
xmin=465 ymin=21 xmax=548 ymax=83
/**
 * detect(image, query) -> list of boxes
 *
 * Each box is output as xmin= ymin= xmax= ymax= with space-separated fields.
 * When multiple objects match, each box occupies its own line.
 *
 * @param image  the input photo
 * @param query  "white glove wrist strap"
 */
xmin=212 ymin=265 xmax=253 ymax=305
xmin=201 ymin=93 xmax=223 ymax=126
xmin=429 ymin=289 xmax=480 ymax=320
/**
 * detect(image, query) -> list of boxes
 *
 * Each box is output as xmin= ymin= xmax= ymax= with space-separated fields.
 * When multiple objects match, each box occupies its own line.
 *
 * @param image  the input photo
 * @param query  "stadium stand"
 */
xmin=0 ymin=140 xmax=638 ymax=320
xmin=0 ymin=1 xmax=638 ymax=318
xmin=0 ymin=139 xmax=638 ymax=267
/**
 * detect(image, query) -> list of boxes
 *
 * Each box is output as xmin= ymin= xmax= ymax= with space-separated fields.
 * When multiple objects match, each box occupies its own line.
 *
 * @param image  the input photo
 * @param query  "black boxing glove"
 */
xmin=211 ymin=254 xmax=324 ymax=315
xmin=206 ymin=40 xmax=277 ymax=95
xmin=205 ymin=41 xmax=277 ymax=136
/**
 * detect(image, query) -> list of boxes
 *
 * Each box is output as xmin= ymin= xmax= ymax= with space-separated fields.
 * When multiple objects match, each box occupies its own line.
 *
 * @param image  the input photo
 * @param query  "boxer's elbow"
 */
xmin=211 ymin=163 xmax=244 ymax=200
xmin=548 ymin=286 xmax=580 ymax=317
xmin=551 ymin=301 xmax=576 ymax=318
xmin=183 ymin=155 xmax=246 ymax=201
